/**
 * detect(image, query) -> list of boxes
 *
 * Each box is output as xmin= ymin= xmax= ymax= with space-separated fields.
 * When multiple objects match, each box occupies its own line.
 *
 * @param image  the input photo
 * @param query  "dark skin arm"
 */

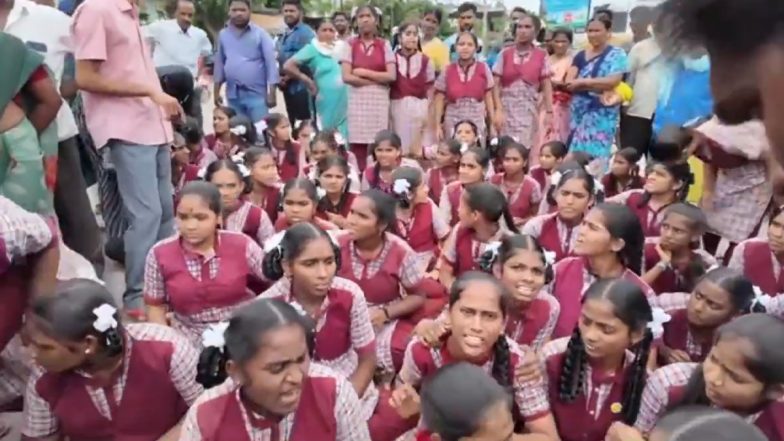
xmin=24 ymin=74 xmax=62 ymax=133
xmin=29 ymin=242 xmax=60 ymax=298
xmin=341 ymin=62 xmax=375 ymax=87
xmin=350 ymin=349 xmax=377 ymax=397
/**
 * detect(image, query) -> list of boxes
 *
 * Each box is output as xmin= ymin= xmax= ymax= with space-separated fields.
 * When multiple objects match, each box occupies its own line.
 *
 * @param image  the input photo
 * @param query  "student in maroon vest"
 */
xmin=550 ymin=203 xmax=655 ymax=338
xmin=242 ymin=147 xmax=282 ymax=224
xmin=391 ymin=272 xmax=560 ymax=440
xmin=273 ymin=179 xmax=339 ymax=233
xmin=258 ymin=223 xmax=378 ymax=419
xmin=144 ymin=182 xmax=267 ymax=345
xmin=339 ymin=5 xmax=396 ymax=172
xmin=523 ymin=166 xmax=595 ymax=263
xmin=611 ymin=406 xmax=770 ymax=441
xmin=650 ymin=266 xmax=761 ymax=367
xmin=607 ymin=161 xmax=692 ymax=238
xmin=439 ymin=147 xmax=490 ymax=226
xmin=425 ymin=139 xmax=461 ymax=202
xmin=390 ymin=21 xmax=436 ymax=155
xmin=642 ymin=203 xmax=716 ymax=295
xmin=183 ymin=299 xmax=370 ymax=441
xmin=261 ymin=113 xmax=304 ymax=183
xmin=205 ymin=160 xmax=275 ymax=246
xmin=315 ymin=156 xmax=358 ymax=229
xmin=601 ymin=147 xmax=644 ymax=199
xmin=22 ymin=279 xmax=202 ymax=441
xmin=433 ymin=32 xmax=495 ymax=142
xmin=390 ymin=167 xmax=451 ymax=274
xmin=729 ymin=205 xmax=784 ymax=296
xmin=440 ymin=183 xmax=520 ymax=290
xmin=306 ymin=131 xmax=361 ymax=194
xmin=205 ymin=106 xmax=237 ymax=159
xmin=338 ymin=190 xmax=446 ymax=372
xmin=628 ymin=315 xmax=784 ymax=441
xmin=361 ymin=130 xmax=422 ymax=193
xmin=490 ymin=141 xmax=542 ymax=227
xmin=543 ymin=278 xmax=655 ymax=441
xmin=172 ymin=133 xmax=204 ymax=205
xmin=529 ymin=140 xmax=568 ymax=193
xmin=492 ymin=14 xmax=553 ymax=149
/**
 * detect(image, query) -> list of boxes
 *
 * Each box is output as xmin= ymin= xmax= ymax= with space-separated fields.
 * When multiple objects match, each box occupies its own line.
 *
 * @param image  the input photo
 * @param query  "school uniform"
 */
xmin=542 ymin=337 xmax=638 ymax=441
xmin=174 ymin=164 xmax=201 ymax=203
xmin=507 ymin=292 xmax=561 ymax=351
xmin=243 ymin=184 xmax=281 ymax=224
xmin=273 ymin=142 xmax=304 ymax=183
xmin=489 ymin=173 xmax=543 ymax=223
xmin=608 ymin=189 xmax=671 ymax=237
xmin=650 ymin=292 xmax=712 ymax=363
xmin=224 ymin=200 xmax=275 ymax=246
xmin=0 ymin=337 xmax=28 ymax=409
xmin=529 ymin=166 xmax=550 ymax=193
xmin=143 ymin=231 xmax=267 ymax=345
xmin=425 ymin=166 xmax=458 ymax=204
xmin=441 ymin=224 xmax=508 ymax=277
xmin=189 ymin=145 xmax=218 ymax=169
xmin=521 ymin=213 xmax=581 ymax=263
xmin=642 ymin=239 xmax=717 ymax=295
xmin=438 ymin=181 xmax=464 ymax=226
xmin=600 ymin=173 xmax=644 ymax=199
xmin=549 ymin=257 xmax=655 ymax=339
xmin=360 ymin=158 xmax=422 ymax=193
xmin=303 ymin=162 xmax=362 ymax=195
xmin=635 ymin=362 xmax=784 ymax=441
xmin=394 ymin=199 xmax=451 ymax=272
xmin=390 ymin=51 xmax=436 ymax=155
xmin=316 ymin=192 xmax=357 ymax=222
xmin=434 ymin=61 xmax=495 ymax=138
xmin=729 ymin=238 xmax=784 ymax=296
xmin=179 ymin=363 xmax=370 ymax=441
xmin=273 ymin=215 xmax=339 ymax=233
xmin=22 ymin=323 xmax=203 ymax=441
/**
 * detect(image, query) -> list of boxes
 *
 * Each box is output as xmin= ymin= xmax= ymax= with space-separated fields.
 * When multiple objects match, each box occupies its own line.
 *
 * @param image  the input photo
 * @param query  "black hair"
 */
xmin=654 ymin=406 xmax=768 ymax=441
xmin=368 ymin=130 xmax=402 ymax=190
xmin=264 ymin=113 xmax=296 ymax=166
xmin=696 ymin=266 xmax=760 ymax=315
xmin=215 ymin=106 xmax=237 ymax=120
xmin=391 ymin=166 xmax=423 ymax=210
xmin=228 ymin=114 xmax=258 ymax=145
xmin=500 ymin=140 xmax=530 ymax=175
xmin=229 ymin=0 xmax=251 ymax=8
xmin=510 ymin=6 xmax=527 ymax=16
xmin=558 ymin=278 xmax=653 ymax=424
xmin=448 ymin=272 xmax=512 ymax=389
xmin=567 ymin=151 xmax=594 ymax=168
xmin=197 ymin=299 xmax=316 ymax=388
xmin=243 ymin=146 xmax=275 ymax=169
xmin=282 ymin=178 xmax=319 ymax=205
xmin=546 ymin=165 xmax=600 ymax=207
xmin=488 ymin=135 xmax=516 ymax=162
xmin=659 ymin=203 xmax=710 ymax=290
xmin=421 ymin=362 xmax=512 ymax=441
xmin=591 ymin=203 xmax=645 ymax=274
xmin=281 ymin=0 xmax=303 ymax=11
xmin=649 ymin=125 xmax=691 ymax=163
xmin=478 ymin=234 xmax=554 ymax=282
xmin=519 ymin=13 xmax=543 ymax=33
xmin=464 ymin=183 xmax=520 ymax=234
xmin=593 ymin=8 xmax=614 ymax=22
xmin=606 ymin=147 xmax=641 ymax=193
xmin=770 ymin=204 xmax=784 ymax=225
xmin=454 ymin=31 xmax=480 ymax=53
xmin=178 ymin=116 xmax=203 ymax=145
xmin=551 ymin=27 xmax=574 ymax=43
xmin=358 ymin=189 xmax=400 ymax=235
xmin=672 ymin=314 xmax=784 ymax=410
xmin=331 ymin=10 xmax=349 ymax=21
xmin=291 ymin=119 xmax=315 ymax=141
xmin=443 ymin=139 xmax=464 ymax=158
xmin=452 ymin=119 xmax=479 ymax=143
xmin=540 ymin=140 xmax=569 ymax=159
xmin=311 ymin=129 xmax=340 ymax=153
xmin=31 ymin=279 xmax=124 ymax=358
xmin=205 ymin=158 xmax=247 ymax=188
xmin=639 ymin=161 xmax=693 ymax=207
xmin=354 ymin=5 xmax=382 ymax=30
xmin=316 ymin=156 xmax=353 ymax=215
xmin=423 ymin=7 xmax=443 ymax=23
xmin=261 ymin=222 xmax=341 ymax=280
xmin=179 ymin=181 xmax=223 ymax=215
xmin=462 ymin=146 xmax=491 ymax=172
xmin=457 ymin=2 xmax=478 ymax=15
xmin=588 ymin=16 xmax=613 ymax=31
xmin=629 ymin=5 xmax=655 ymax=23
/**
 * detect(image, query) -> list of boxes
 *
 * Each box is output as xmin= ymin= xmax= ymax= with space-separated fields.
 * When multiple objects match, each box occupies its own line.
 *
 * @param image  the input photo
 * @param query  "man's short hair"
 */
xmin=281 ymin=0 xmax=303 ymax=11
xmin=457 ymin=2 xmax=477 ymax=15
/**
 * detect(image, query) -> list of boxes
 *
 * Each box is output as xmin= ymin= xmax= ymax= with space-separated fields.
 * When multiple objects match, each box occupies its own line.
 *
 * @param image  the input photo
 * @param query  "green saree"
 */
xmin=0 ymin=32 xmax=59 ymax=215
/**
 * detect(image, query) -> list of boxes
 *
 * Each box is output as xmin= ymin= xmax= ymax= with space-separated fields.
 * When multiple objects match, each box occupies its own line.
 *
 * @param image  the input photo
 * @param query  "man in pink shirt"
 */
xmin=71 ymin=0 xmax=182 ymax=315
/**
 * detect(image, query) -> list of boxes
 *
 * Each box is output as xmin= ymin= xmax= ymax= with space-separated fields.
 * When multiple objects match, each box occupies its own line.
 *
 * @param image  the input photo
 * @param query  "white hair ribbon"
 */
xmin=316 ymin=187 xmax=327 ymax=200
xmin=543 ymin=250 xmax=556 ymax=266
xmin=593 ymin=177 xmax=604 ymax=195
xmin=752 ymin=285 xmax=772 ymax=310
xmin=237 ymin=163 xmax=251 ymax=178
xmin=490 ymin=137 xmax=499 ymax=147
xmin=202 ymin=322 xmax=230 ymax=350
xmin=393 ymin=178 xmax=411 ymax=195
xmin=231 ymin=152 xmax=246 ymax=163
xmin=264 ymin=231 xmax=286 ymax=253
xmin=334 ymin=132 xmax=346 ymax=146
xmin=92 ymin=304 xmax=118 ymax=333
xmin=460 ymin=142 xmax=469 ymax=154
xmin=229 ymin=125 xmax=247 ymax=136
xmin=647 ymin=307 xmax=672 ymax=339
xmin=549 ymin=171 xmax=563 ymax=187
xmin=197 ymin=167 xmax=207 ymax=179
xmin=254 ymin=119 xmax=268 ymax=133
xmin=485 ymin=241 xmax=501 ymax=258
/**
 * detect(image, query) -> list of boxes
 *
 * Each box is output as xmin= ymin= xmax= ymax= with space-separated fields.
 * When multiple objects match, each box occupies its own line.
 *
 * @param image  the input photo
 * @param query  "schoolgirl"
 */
xmin=205 ymin=106 xmax=237 ymax=159
xmin=529 ymin=140 xmax=568 ymax=192
xmin=392 ymin=272 xmax=560 ymax=439
xmin=22 ymin=279 xmax=202 ymax=441
xmin=439 ymin=146 xmax=490 ymax=226
xmin=361 ymin=130 xmax=421 ymax=193
xmin=629 ymin=314 xmax=784 ymax=441
xmin=182 ymin=299 xmax=370 ymax=440
xmin=608 ymin=161 xmax=692 ymax=237
xmin=424 ymin=139 xmax=461 ymax=202
xmin=433 ymin=32 xmax=495 ymax=141
xmin=608 ymin=406 xmax=769 ymax=441
xmin=534 ymin=159 xmax=591 ymax=216
xmin=292 ymin=119 xmax=316 ymax=150
xmin=728 ymin=205 xmax=784 ymax=296
xmin=522 ymin=167 xmax=596 ymax=262
xmin=339 ymin=4 xmax=396 ymax=172
xmin=452 ymin=119 xmax=482 ymax=148
xmin=242 ymin=147 xmax=282 ymax=223
xmin=304 ymin=130 xmax=361 ymax=193
xmin=390 ymin=166 xmax=451 ymax=273
xmin=440 ymin=183 xmax=519 ymax=290
xmin=642 ymin=203 xmax=716 ymax=294
xmin=261 ymin=113 xmax=303 ymax=183
xmin=226 ymin=114 xmax=258 ymax=157
xmin=489 ymin=140 xmax=542 ymax=226
xmin=144 ymin=182 xmax=267 ymax=345
xmin=549 ymin=203 xmax=654 ymax=338
xmin=181 ymin=116 xmax=218 ymax=169
xmin=259 ymin=223 xmax=378 ymax=417
xmin=542 ymin=278 xmax=656 ymax=441
xmin=205 ymin=159 xmax=275 ymax=246
xmin=315 ymin=156 xmax=358 ymax=228
xmin=601 ymin=147 xmax=644 ymax=199
xmin=275 ymin=178 xmax=339 ymax=233
xmin=651 ymin=267 xmax=759 ymax=365
xmin=488 ymin=135 xmax=518 ymax=172
xmin=338 ymin=190 xmax=445 ymax=372
xmin=172 ymin=132 xmax=201 ymax=201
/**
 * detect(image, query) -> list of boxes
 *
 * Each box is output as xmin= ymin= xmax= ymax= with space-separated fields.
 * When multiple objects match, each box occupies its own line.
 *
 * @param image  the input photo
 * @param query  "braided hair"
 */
xmin=654 ymin=406 xmax=768 ymax=441
xmin=558 ymin=278 xmax=654 ymax=424
xmin=390 ymin=166 xmax=423 ymax=210
xmin=264 ymin=113 xmax=297 ymax=166
xmin=464 ymin=183 xmax=521 ymax=235
xmin=638 ymin=161 xmax=693 ymax=208
xmin=591 ymin=203 xmax=645 ymax=275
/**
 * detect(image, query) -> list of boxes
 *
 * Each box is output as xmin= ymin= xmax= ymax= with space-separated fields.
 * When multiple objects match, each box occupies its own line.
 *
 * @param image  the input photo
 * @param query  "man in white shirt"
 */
xmin=1 ymin=0 xmax=102 ymax=269
xmin=620 ymin=35 xmax=664 ymax=156
xmin=144 ymin=0 xmax=212 ymax=125
xmin=444 ymin=2 xmax=484 ymax=62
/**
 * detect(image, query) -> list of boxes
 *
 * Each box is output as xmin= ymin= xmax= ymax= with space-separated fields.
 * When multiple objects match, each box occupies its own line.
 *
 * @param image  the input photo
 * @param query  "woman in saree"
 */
xmin=284 ymin=19 xmax=349 ymax=138
xmin=0 ymin=32 xmax=61 ymax=216
xmin=534 ymin=27 xmax=573 ymax=166
xmin=565 ymin=18 xmax=628 ymax=174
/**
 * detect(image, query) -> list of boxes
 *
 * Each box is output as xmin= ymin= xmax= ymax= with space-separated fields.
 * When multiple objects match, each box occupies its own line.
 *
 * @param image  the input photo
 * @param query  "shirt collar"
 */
xmin=6 ymin=0 xmax=32 ymax=30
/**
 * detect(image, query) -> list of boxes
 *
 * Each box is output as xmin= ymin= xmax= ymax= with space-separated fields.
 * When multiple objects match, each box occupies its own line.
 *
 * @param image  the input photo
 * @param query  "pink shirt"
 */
xmin=71 ymin=0 xmax=172 ymax=149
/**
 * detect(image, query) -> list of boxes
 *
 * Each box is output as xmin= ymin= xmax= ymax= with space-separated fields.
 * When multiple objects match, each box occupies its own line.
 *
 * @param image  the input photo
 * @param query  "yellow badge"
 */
xmin=610 ymin=402 xmax=623 ymax=414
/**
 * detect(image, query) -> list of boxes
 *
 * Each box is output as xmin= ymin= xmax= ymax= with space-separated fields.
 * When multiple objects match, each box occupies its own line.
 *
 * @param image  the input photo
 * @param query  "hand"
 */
xmin=436 ymin=125 xmax=445 ymax=142
xmin=663 ymin=347 xmax=692 ymax=364
xmin=604 ymin=422 xmax=645 ymax=441
xmin=389 ymin=384 xmax=421 ymax=420
xmin=700 ymin=191 xmax=714 ymax=212
xmin=305 ymin=79 xmax=318 ymax=97
xmin=565 ymin=79 xmax=582 ymax=92
xmin=369 ymin=307 xmax=387 ymax=330
xmin=542 ymin=111 xmax=553 ymax=130
xmin=413 ymin=319 xmax=449 ymax=347
xmin=151 ymin=91 xmax=183 ymax=120
xmin=266 ymin=89 xmax=277 ymax=109
xmin=326 ymin=213 xmax=348 ymax=228
xmin=353 ymin=67 xmax=370 ymax=78
xmin=493 ymin=110 xmax=506 ymax=133
xmin=514 ymin=350 xmax=542 ymax=384
xmin=655 ymin=243 xmax=672 ymax=265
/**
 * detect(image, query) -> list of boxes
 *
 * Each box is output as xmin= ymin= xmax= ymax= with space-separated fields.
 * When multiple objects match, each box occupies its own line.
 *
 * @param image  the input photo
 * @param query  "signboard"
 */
xmin=542 ymin=0 xmax=591 ymax=32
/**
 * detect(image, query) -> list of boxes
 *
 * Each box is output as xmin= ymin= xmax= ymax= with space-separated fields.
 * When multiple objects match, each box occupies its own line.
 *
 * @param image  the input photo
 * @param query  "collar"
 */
xmin=237 ymin=388 xmax=284 ymax=430
xmin=586 ymin=350 xmax=634 ymax=385
xmin=179 ymin=233 xmax=221 ymax=260
xmin=78 ymin=332 xmax=132 ymax=388
xmin=5 ymin=0 xmax=32 ymax=29
xmin=396 ymin=48 xmax=418 ymax=59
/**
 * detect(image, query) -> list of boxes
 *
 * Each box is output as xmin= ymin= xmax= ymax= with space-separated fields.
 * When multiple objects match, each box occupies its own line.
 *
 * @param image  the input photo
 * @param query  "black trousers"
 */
xmin=283 ymin=87 xmax=312 ymax=123
xmin=620 ymin=113 xmax=653 ymax=157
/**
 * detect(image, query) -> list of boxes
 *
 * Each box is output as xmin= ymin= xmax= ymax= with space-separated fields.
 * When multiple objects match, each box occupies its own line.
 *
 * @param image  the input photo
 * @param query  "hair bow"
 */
xmin=549 ymin=171 xmax=563 ymax=187
xmin=490 ymin=137 xmax=499 ymax=147
xmin=230 ymin=125 xmax=247 ymax=136
xmin=231 ymin=152 xmax=246 ymax=163
xmin=197 ymin=167 xmax=207 ymax=179
xmin=393 ymin=178 xmax=411 ymax=195
xmin=334 ymin=131 xmax=346 ymax=146
xmin=254 ymin=119 xmax=268 ymax=133
xmin=316 ymin=186 xmax=327 ymax=199
xmin=237 ymin=163 xmax=251 ymax=178
xmin=543 ymin=250 xmax=556 ymax=266
xmin=460 ymin=142 xmax=469 ymax=154
xmin=752 ymin=285 xmax=772 ymax=310
xmin=202 ymin=322 xmax=230 ymax=350
xmin=92 ymin=304 xmax=118 ymax=333
xmin=485 ymin=241 xmax=501 ymax=257
xmin=593 ymin=177 xmax=604 ymax=195
xmin=264 ymin=231 xmax=286 ymax=253
xmin=647 ymin=307 xmax=672 ymax=339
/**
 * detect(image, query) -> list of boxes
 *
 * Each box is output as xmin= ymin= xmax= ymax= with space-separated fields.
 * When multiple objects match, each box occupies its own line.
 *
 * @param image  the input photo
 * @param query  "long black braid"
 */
xmin=620 ymin=329 xmax=653 ymax=424
xmin=491 ymin=336 xmax=512 ymax=389
xmin=557 ymin=327 xmax=588 ymax=402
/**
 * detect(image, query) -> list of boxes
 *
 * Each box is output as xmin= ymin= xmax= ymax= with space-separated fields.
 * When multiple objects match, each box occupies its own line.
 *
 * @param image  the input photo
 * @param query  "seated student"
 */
xmin=361 ymin=130 xmax=422 ymax=193
xmin=608 ymin=406 xmax=769 ymax=441
xmin=650 ymin=267 xmax=761 ymax=366
xmin=423 ymin=139 xmax=461 ymax=202
xmin=305 ymin=130 xmax=361 ymax=193
xmin=261 ymin=113 xmax=304 ymax=183
xmin=642 ymin=203 xmax=716 ymax=294
xmin=144 ymin=182 xmax=266 ymax=345
xmin=729 ymin=205 xmax=784 ymax=296
xmin=542 ymin=278 xmax=657 ymax=441
xmin=439 ymin=147 xmax=490 ymax=226
xmin=172 ymin=132 xmax=202 ymax=202
xmin=182 ymin=299 xmax=370 ymax=441
xmin=534 ymin=160 xmax=594 ymax=216
xmin=242 ymin=147 xmax=282 ymax=224
xmin=274 ymin=178 xmax=339 ymax=232
xmin=22 ymin=279 xmax=202 ymax=441
xmin=315 ymin=156 xmax=358 ymax=229
xmin=489 ymin=140 xmax=542 ymax=227
xmin=601 ymin=147 xmax=644 ymax=199
xmin=181 ymin=116 xmax=218 ymax=169
xmin=529 ymin=140 xmax=568 ymax=192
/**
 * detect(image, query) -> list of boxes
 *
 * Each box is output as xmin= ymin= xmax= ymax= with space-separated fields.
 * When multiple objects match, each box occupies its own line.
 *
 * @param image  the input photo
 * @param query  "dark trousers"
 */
xmin=187 ymin=87 xmax=203 ymax=128
xmin=283 ymin=87 xmax=312 ymax=123
xmin=620 ymin=113 xmax=653 ymax=157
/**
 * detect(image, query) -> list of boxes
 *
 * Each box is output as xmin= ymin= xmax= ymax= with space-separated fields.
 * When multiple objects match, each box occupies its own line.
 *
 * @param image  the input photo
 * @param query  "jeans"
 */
xmin=228 ymin=89 xmax=269 ymax=122
xmin=108 ymin=142 xmax=175 ymax=309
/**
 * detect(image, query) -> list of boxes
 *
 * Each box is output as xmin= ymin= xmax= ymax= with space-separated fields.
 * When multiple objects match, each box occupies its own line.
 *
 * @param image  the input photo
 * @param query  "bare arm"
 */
xmin=353 ymin=63 xmax=396 ymax=84
xmin=340 ymin=62 xmax=375 ymax=87
xmin=350 ymin=350 xmax=376 ymax=396
xmin=433 ymin=92 xmax=446 ymax=140
xmin=75 ymin=60 xmax=156 ymax=97
xmin=24 ymin=74 xmax=62 ymax=133
xmin=283 ymin=58 xmax=316 ymax=90
xmin=541 ymin=78 xmax=554 ymax=113
xmin=484 ymin=90 xmax=495 ymax=123
xmin=146 ymin=304 xmax=169 ymax=326
xmin=30 ymin=243 xmax=60 ymax=298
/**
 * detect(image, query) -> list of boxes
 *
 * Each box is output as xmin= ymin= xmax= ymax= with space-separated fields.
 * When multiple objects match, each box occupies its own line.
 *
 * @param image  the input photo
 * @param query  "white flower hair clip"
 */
xmin=92 ymin=304 xmax=118 ymax=333
xmin=334 ymin=132 xmax=346 ymax=145
xmin=543 ymin=250 xmax=556 ymax=266
xmin=393 ymin=178 xmax=411 ymax=195
xmin=752 ymin=285 xmax=772 ymax=310
xmin=647 ymin=307 xmax=672 ymax=339
xmin=460 ymin=142 xmax=469 ymax=154
xmin=254 ymin=119 xmax=267 ymax=133
xmin=230 ymin=125 xmax=247 ymax=136
xmin=549 ymin=171 xmax=563 ymax=187
xmin=237 ymin=163 xmax=251 ymax=178
xmin=706 ymin=263 xmax=721 ymax=273
xmin=264 ymin=231 xmax=286 ymax=253
xmin=231 ymin=152 xmax=246 ymax=163
xmin=316 ymin=187 xmax=327 ymax=200
xmin=511 ymin=136 xmax=519 ymax=142
xmin=202 ymin=322 xmax=230 ymax=350
xmin=593 ymin=177 xmax=604 ymax=195
xmin=197 ymin=167 xmax=207 ymax=179
xmin=485 ymin=241 xmax=501 ymax=257
xmin=309 ymin=131 xmax=317 ymax=141
xmin=490 ymin=137 xmax=499 ymax=147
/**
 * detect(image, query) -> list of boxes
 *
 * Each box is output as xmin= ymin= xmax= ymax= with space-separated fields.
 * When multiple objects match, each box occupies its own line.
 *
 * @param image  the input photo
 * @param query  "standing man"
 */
xmin=444 ymin=2 xmax=484 ymax=61
xmin=71 ymin=0 xmax=182 ymax=315
xmin=277 ymin=0 xmax=314 ymax=125
xmin=1 ymin=0 xmax=103 ymax=269
xmin=144 ymin=0 xmax=212 ymax=126
xmin=332 ymin=10 xmax=350 ymax=41
xmin=214 ymin=0 xmax=277 ymax=122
